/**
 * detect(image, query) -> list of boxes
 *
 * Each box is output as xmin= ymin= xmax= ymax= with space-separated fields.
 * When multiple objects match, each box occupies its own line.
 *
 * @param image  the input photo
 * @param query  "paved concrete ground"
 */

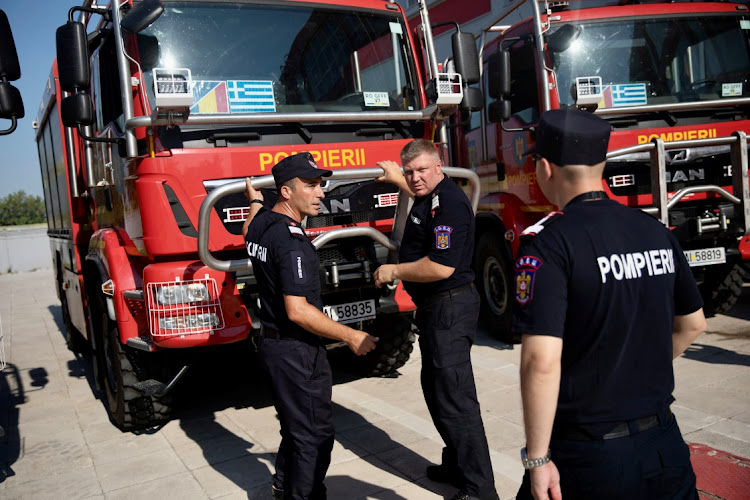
xmin=0 ymin=269 xmax=749 ymax=500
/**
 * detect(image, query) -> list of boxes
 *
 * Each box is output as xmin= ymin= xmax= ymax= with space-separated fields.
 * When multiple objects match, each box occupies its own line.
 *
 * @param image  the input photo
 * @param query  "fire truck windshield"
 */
xmin=137 ymin=1 xmax=418 ymax=115
xmin=550 ymin=15 xmax=750 ymax=109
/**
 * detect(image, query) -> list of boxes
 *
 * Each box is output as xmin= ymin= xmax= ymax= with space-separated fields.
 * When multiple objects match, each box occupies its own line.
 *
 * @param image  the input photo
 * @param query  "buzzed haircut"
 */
xmin=401 ymin=139 xmax=440 ymax=164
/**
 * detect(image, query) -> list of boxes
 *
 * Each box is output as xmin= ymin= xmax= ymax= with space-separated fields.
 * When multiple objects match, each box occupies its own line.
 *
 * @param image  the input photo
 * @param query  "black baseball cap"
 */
xmin=272 ymin=152 xmax=332 ymax=186
xmin=528 ymin=109 xmax=611 ymax=166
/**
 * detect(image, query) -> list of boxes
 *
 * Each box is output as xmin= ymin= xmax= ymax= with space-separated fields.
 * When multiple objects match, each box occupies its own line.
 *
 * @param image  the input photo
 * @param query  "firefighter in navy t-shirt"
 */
xmin=512 ymin=110 xmax=706 ymax=500
xmin=374 ymin=139 xmax=497 ymax=500
xmin=242 ymin=153 xmax=378 ymax=500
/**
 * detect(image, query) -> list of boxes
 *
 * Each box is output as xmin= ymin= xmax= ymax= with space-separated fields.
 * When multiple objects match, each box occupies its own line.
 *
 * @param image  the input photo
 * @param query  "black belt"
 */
xmin=552 ymin=407 xmax=673 ymax=441
xmin=416 ymin=282 xmax=474 ymax=306
xmin=260 ymin=326 xmax=307 ymax=342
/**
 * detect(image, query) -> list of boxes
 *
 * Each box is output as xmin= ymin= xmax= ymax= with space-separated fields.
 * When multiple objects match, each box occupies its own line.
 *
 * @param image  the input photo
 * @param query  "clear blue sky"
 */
xmin=1 ymin=0 xmax=80 ymax=199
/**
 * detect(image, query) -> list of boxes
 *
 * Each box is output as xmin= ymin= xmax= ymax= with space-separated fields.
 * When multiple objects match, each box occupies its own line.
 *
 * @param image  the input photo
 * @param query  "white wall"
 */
xmin=0 ymin=225 xmax=51 ymax=274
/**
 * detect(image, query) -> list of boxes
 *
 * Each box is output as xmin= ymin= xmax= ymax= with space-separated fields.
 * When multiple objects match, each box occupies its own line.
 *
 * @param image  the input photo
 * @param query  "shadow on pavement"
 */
xmin=681 ymin=343 xmax=750 ymax=367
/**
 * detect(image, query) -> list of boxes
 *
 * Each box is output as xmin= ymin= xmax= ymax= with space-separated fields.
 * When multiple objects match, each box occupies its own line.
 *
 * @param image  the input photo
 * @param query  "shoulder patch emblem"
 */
xmin=514 ymin=256 xmax=542 ymax=305
xmin=287 ymin=224 xmax=305 ymax=236
xmin=521 ymin=211 xmax=563 ymax=237
xmin=434 ymin=225 xmax=453 ymax=250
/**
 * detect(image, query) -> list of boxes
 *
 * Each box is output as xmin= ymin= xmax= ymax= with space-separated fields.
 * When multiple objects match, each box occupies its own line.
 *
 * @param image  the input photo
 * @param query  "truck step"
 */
xmin=132 ymin=379 xmax=168 ymax=396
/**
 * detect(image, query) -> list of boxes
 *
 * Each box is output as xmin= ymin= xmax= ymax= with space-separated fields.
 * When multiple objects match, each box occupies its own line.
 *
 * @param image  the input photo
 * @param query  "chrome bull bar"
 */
xmin=606 ymin=131 xmax=749 ymax=236
xmin=197 ymin=166 xmax=480 ymax=272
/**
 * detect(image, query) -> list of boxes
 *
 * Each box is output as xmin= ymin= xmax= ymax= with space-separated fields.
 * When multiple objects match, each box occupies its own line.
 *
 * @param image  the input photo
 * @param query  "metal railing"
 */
xmin=197 ymin=166 xmax=481 ymax=273
xmin=606 ymin=131 xmax=749 ymax=235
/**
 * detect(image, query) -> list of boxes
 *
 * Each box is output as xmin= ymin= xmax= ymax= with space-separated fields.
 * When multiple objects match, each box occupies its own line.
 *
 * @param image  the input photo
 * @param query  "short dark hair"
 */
xmin=276 ymin=178 xmax=296 ymax=194
xmin=400 ymin=139 xmax=440 ymax=164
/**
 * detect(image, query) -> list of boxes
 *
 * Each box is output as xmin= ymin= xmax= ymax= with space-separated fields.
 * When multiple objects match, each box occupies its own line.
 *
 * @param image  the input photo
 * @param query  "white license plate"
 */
xmin=684 ymin=247 xmax=726 ymax=267
xmin=323 ymin=299 xmax=376 ymax=324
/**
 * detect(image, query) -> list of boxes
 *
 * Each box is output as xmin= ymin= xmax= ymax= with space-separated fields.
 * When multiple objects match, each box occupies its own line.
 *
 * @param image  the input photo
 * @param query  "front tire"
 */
xmin=89 ymin=287 xmax=172 ymax=431
xmin=361 ymin=314 xmax=416 ymax=377
xmin=699 ymin=263 xmax=746 ymax=316
xmin=474 ymin=233 xmax=516 ymax=343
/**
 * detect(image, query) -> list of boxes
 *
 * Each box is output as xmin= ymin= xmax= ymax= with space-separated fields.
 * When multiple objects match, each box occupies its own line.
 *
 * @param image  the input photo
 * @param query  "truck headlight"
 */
xmin=154 ymin=283 xmax=210 ymax=305
xmin=159 ymin=313 xmax=221 ymax=330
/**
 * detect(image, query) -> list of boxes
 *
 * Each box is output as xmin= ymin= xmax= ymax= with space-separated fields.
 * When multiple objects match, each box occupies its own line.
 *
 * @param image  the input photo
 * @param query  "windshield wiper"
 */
xmin=207 ymin=131 xmax=261 ymax=147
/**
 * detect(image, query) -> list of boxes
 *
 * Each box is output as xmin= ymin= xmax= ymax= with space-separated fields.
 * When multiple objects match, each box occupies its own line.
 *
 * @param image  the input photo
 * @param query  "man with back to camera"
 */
xmin=512 ymin=109 xmax=707 ymax=500
xmin=373 ymin=139 xmax=498 ymax=500
xmin=242 ymin=152 xmax=378 ymax=500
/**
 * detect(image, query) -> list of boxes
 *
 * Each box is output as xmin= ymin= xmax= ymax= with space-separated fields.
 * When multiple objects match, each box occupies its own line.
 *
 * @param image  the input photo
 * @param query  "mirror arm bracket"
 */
xmin=0 ymin=117 xmax=17 ymax=136
xmin=76 ymin=125 xmax=124 ymax=148
xmin=68 ymin=5 xmax=110 ymax=23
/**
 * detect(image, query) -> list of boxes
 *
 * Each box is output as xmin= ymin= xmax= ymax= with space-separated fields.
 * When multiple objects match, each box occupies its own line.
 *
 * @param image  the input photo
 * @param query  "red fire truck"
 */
xmin=452 ymin=0 xmax=750 ymax=341
xmin=36 ymin=0 xmax=479 ymax=429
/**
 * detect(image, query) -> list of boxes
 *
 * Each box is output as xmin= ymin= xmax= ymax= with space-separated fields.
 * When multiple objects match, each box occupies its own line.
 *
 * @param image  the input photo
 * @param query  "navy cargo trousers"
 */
xmin=259 ymin=335 xmax=335 ymax=500
xmin=416 ymin=286 xmax=496 ymax=498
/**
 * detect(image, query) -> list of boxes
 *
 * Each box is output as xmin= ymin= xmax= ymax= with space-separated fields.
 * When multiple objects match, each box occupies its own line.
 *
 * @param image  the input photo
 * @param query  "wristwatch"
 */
xmin=250 ymin=199 xmax=264 ymax=205
xmin=521 ymin=447 xmax=551 ymax=469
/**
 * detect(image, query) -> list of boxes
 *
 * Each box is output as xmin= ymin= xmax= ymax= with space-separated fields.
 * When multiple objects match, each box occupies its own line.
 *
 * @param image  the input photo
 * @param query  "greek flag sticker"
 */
xmin=227 ymin=80 xmax=276 ymax=113
xmin=610 ymin=83 xmax=647 ymax=107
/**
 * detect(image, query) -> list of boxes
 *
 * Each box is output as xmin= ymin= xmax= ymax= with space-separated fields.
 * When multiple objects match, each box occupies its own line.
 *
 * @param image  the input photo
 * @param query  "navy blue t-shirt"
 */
xmin=399 ymin=176 xmax=475 ymax=302
xmin=245 ymin=208 xmax=323 ymax=338
xmin=511 ymin=195 xmax=703 ymax=424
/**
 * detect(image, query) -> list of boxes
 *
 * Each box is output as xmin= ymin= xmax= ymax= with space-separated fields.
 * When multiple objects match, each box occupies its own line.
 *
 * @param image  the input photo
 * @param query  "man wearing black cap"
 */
xmin=512 ymin=109 xmax=706 ymax=500
xmin=242 ymin=152 xmax=378 ymax=500
xmin=374 ymin=139 xmax=498 ymax=500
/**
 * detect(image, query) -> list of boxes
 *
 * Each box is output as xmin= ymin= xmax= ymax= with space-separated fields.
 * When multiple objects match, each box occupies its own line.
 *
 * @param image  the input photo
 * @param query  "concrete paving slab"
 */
xmin=104 ymin=472 xmax=207 ymax=500
xmin=95 ymin=449 xmax=187 ymax=493
xmin=0 ymin=465 xmax=102 ymax=500
xmin=324 ymin=456 xmax=410 ymax=499
xmin=373 ymin=436 xmax=442 ymax=482
xmin=190 ymin=453 xmax=274 ymax=498
xmin=172 ymin=431 xmax=260 ymax=471
xmin=672 ymin=404 xmax=725 ymax=434
xmin=88 ymin=431 xmax=172 ymax=466
xmin=702 ymin=417 xmax=750 ymax=444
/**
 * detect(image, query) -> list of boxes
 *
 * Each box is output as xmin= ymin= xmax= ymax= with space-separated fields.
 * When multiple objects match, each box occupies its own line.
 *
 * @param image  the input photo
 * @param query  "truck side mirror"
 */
xmin=0 ymin=81 xmax=24 ymax=135
xmin=56 ymin=21 xmax=90 ymax=92
xmin=452 ymin=31 xmax=480 ymax=85
xmin=0 ymin=10 xmax=21 ymax=82
xmin=61 ymin=92 xmax=95 ymax=128
xmin=461 ymin=87 xmax=484 ymax=112
xmin=488 ymin=99 xmax=510 ymax=123
xmin=488 ymin=51 xmax=510 ymax=99
xmin=121 ymin=0 xmax=164 ymax=34
xmin=0 ymin=9 xmax=23 ymax=136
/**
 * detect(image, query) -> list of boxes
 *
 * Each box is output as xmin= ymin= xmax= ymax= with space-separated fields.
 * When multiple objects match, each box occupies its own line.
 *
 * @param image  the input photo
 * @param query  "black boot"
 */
xmin=425 ymin=463 xmax=463 ymax=488
xmin=449 ymin=490 xmax=499 ymax=500
xmin=271 ymin=484 xmax=284 ymax=500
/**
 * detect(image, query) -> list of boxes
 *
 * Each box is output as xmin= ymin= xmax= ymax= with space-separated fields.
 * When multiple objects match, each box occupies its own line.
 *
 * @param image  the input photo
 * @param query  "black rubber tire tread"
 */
xmin=87 ymin=282 xmax=172 ymax=431
xmin=699 ymin=263 xmax=746 ymax=317
xmin=362 ymin=314 xmax=416 ymax=377
xmin=102 ymin=321 xmax=172 ymax=431
xmin=473 ymin=232 xmax=516 ymax=343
